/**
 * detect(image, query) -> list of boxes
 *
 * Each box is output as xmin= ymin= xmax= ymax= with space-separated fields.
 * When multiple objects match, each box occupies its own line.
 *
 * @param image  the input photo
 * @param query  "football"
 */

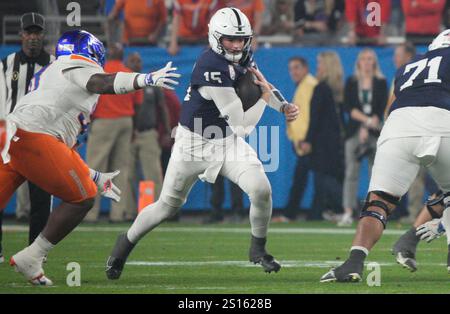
xmin=235 ymin=70 xmax=262 ymax=111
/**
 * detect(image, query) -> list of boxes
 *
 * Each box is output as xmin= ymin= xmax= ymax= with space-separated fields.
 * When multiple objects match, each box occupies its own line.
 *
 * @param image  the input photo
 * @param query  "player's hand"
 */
xmin=416 ymin=219 xmax=446 ymax=243
xmin=248 ymin=67 xmax=271 ymax=102
xmin=283 ymin=103 xmax=299 ymax=122
xmin=91 ymin=169 xmax=121 ymax=202
xmin=145 ymin=62 xmax=181 ymax=90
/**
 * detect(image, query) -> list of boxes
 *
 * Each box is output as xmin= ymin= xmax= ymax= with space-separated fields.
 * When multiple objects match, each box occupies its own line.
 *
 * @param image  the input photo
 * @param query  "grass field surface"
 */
xmin=1 ymin=221 xmax=449 ymax=294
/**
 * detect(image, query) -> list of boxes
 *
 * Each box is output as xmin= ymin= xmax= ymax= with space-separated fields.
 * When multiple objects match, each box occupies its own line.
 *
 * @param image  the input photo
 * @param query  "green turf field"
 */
xmin=1 ymin=220 xmax=450 ymax=294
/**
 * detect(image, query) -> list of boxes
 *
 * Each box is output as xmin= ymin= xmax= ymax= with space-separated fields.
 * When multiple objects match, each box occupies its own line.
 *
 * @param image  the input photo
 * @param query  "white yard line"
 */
xmin=126 ymin=260 xmax=448 ymax=268
xmin=2 ymin=225 xmax=408 ymax=235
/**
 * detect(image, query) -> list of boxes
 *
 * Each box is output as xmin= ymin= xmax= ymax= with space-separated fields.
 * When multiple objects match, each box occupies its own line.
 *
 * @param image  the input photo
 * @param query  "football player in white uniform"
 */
xmin=0 ymin=30 xmax=179 ymax=285
xmin=321 ymin=30 xmax=450 ymax=282
xmin=106 ymin=7 xmax=299 ymax=280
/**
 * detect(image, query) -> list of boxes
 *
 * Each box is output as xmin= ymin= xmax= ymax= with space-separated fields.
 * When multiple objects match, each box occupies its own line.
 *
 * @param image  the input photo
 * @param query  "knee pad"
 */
xmin=426 ymin=190 xmax=444 ymax=219
xmin=360 ymin=191 xmax=400 ymax=229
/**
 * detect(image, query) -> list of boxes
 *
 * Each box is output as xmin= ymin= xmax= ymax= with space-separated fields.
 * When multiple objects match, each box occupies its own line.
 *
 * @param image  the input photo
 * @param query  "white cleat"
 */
xmin=10 ymin=250 xmax=53 ymax=286
xmin=0 ymin=253 xmax=4 ymax=264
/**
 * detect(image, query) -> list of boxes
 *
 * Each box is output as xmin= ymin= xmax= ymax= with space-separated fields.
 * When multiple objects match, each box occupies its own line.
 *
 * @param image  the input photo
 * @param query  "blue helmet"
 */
xmin=55 ymin=30 xmax=106 ymax=67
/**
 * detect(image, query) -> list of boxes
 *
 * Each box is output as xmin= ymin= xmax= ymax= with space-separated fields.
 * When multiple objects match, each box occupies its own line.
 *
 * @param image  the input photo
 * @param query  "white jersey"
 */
xmin=7 ymin=54 xmax=104 ymax=148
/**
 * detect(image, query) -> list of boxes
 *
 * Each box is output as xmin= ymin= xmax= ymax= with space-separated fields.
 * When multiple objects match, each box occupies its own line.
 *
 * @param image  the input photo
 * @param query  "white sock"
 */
xmin=28 ymin=234 xmax=54 ymax=259
xmin=350 ymin=246 xmax=369 ymax=256
xmin=127 ymin=200 xmax=179 ymax=243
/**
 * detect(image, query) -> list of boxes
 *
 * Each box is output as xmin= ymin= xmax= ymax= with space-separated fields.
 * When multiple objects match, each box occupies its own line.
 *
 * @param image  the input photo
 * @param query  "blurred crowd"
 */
xmin=99 ymin=0 xmax=450 ymax=48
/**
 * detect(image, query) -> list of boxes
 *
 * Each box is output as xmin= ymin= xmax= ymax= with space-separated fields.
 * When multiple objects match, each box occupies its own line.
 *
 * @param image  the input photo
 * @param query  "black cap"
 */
xmin=21 ymin=12 xmax=45 ymax=31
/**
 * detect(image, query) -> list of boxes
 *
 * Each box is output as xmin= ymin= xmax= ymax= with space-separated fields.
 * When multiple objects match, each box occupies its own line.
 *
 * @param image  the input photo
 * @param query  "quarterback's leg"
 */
xmin=237 ymin=167 xmax=280 ymax=273
xmin=321 ymin=137 xmax=421 ymax=282
xmin=221 ymin=138 xmax=280 ymax=273
xmin=106 ymin=153 xmax=200 ymax=280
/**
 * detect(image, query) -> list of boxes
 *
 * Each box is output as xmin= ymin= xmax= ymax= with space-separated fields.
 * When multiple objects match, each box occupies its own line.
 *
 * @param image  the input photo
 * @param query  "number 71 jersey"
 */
xmin=391 ymin=47 xmax=450 ymax=114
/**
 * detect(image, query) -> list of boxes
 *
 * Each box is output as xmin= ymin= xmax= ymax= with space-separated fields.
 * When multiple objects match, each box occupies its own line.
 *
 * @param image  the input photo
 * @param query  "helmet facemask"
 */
xmin=216 ymin=34 xmax=252 ymax=63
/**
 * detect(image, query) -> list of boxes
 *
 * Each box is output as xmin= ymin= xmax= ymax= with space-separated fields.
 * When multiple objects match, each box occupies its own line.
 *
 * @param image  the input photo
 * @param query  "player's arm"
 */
xmin=65 ymin=62 xmax=180 ymax=95
xmin=249 ymin=67 xmax=299 ymax=121
xmin=201 ymin=85 xmax=267 ymax=137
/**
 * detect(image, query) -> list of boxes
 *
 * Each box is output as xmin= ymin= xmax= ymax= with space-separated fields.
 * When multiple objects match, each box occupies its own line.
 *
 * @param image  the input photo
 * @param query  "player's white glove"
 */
xmin=89 ymin=169 xmax=121 ymax=202
xmin=144 ymin=61 xmax=180 ymax=90
xmin=416 ymin=218 xmax=446 ymax=243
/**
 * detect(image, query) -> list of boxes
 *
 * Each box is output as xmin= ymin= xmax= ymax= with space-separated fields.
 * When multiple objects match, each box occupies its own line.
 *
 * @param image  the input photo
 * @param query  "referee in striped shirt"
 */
xmin=0 ymin=13 xmax=54 ymax=263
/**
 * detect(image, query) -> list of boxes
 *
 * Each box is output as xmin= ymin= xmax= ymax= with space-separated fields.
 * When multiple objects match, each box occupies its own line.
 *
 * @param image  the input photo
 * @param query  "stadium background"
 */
xmin=0 ymin=45 xmax=428 ymax=215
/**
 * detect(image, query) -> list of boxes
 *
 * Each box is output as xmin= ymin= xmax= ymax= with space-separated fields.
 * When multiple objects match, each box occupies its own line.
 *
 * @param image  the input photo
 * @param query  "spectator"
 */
xmin=274 ymin=57 xmax=317 ymax=222
xmin=168 ymin=0 xmax=219 ymax=55
xmin=385 ymin=42 xmax=416 ymax=118
xmin=108 ymin=0 xmax=167 ymax=45
xmin=262 ymin=0 xmax=295 ymax=36
xmin=346 ymin=0 xmax=391 ymax=46
xmin=219 ymin=0 xmax=265 ymax=49
xmin=301 ymin=51 xmax=345 ymax=221
xmin=84 ymin=43 xmax=143 ymax=223
xmin=203 ymin=176 xmax=245 ymax=224
xmin=123 ymin=52 xmax=171 ymax=221
xmin=293 ymin=0 xmax=345 ymax=44
xmin=402 ymin=0 xmax=446 ymax=45
xmin=443 ymin=0 xmax=450 ymax=29
xmin=339 ymin=48 xmax=388 ymax=226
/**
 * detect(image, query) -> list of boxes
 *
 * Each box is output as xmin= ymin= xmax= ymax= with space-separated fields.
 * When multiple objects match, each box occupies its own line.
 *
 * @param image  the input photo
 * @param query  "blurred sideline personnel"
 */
xmin=0 ymin=13 xmax=54 ymax=264
xmin=0 ymin=30 xmax=179 ymax=285
xmin=275 ymin=56 xmax=317 ymax=222
xmin=106 ymin=7 xmax=299 ymax=280
xmin=124 ymin=52 xmax=171 ymax=219
xmin=321 ymin=30 xmax=450 ymax=283
xmin=84 ymin=43 xmax=143 ymax=223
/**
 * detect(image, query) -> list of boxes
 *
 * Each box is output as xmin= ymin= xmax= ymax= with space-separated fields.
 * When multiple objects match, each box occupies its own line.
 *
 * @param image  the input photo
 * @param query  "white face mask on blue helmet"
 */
xmin=208 ymin=7 xmax=253 ymax=63
xmin=429 ymin=29 xmax=450 ymax=51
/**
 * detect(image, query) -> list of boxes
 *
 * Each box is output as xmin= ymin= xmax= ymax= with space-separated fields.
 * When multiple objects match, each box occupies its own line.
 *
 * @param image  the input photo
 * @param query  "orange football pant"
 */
xmin=0 ymin=128 xmax=97 ymax=209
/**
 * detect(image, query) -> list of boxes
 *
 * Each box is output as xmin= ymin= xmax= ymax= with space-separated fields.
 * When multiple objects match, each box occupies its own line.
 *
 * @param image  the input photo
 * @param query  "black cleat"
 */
xmin=106 ymin=233 xmax=135 ymax=280
xmin=106 ymin=256 xmax=126 ymax=280
xmin=248 ymin=235 xmax=281 ymax=273
xmin=392 ymin=228 xmax=419 ymax=272
xmin=250 ymin=254 xmax=281 ymax=273
xmin=320 ymin=259 xmax=363 ymax=283
xmin=394 ymin=251 xmax=417 ymax=272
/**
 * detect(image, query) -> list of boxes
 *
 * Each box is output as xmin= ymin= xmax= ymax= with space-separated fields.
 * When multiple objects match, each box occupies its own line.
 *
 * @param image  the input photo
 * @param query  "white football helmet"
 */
xmin=429 ymin=29 xmax=450 ymax=51
xmin=208 ymin=7 xmax=253 ymax=63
